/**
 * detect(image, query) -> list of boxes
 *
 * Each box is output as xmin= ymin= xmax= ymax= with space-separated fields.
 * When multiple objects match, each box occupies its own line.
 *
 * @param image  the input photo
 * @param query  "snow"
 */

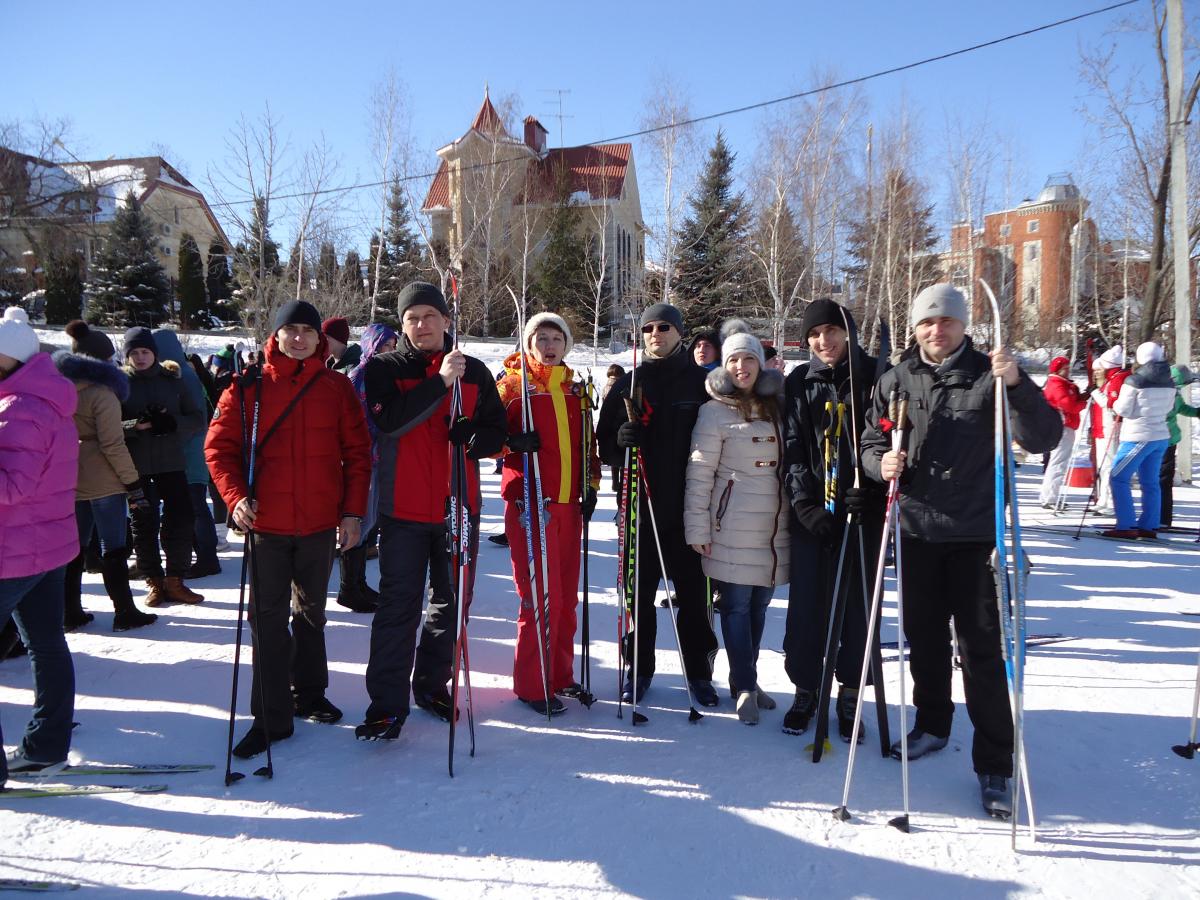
xmin=4 ymin=333 xmax=1200 ymax=898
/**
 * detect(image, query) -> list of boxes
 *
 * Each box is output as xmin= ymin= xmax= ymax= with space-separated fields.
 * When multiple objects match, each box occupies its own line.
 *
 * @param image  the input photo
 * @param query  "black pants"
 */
xmin=626 ymin=521 xmax=718 ymax=682
xmin=208 ymin=480 xmax=228 ymax=526
xmin=364 ymin=513 xmax=479 ymax=723
xmin=130 ymin=470 xmax=193 ymax=578
xmin=900 ymin=537 xmax=1013 ymax=777
xmin=1160 ymin=444 xmax=1177 ymax=528
xmin=784 ymin=521 xmax=879 ymax=693
xmin=247 ymin=529 xmax=337 ymax=732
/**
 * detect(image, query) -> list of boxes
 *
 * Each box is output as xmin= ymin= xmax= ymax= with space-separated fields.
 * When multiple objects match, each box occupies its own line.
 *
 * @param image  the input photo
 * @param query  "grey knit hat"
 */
xmin=719 ymin=319 xmax=765 ymax=367
xmin=910 ymin=283 xmax=968 ymax=328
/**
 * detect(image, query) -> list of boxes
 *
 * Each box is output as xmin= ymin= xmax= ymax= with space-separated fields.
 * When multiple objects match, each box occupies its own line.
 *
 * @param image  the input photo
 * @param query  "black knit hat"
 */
xmin=397 ymin=281 xmax=450 ymax=319
xmin=272 ymin=300 xmax=323 ymax=334
xmin=122 ymin=326 xmax=157 ymax=360
xmin=65 ymin=319 xmax=116 ymax=361
xmin=640 ymin=302 xmax=685 ymax=334
xmin=800 ymin=298 xmax=855 ymax=340
xmin=691 ymin=327 xmax=720 ymax=349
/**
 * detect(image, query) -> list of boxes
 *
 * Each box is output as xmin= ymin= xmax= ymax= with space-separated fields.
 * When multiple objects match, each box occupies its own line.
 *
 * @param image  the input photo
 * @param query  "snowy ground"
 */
xmin=3 ymin=330 xmax=1200 ymax=898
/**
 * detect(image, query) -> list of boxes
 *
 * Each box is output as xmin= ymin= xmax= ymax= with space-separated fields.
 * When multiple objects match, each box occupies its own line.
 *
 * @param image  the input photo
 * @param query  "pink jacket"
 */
xmin=0 ymin=352 xmax=80 ymax=579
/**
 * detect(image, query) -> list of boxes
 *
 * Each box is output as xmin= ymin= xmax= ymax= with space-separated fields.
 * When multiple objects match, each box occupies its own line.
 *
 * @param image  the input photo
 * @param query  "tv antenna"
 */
xmin=540 ymin=88 xmax=573 ymax=147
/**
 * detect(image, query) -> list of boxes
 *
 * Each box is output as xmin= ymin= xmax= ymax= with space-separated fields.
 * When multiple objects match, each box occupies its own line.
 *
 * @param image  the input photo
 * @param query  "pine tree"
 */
xmin=84 ymin=191 xmax=171 ymax=326
xmin=382 ymin=177 xmax=421 ymax=303
xmin=316 ymin=241 xmax=339 ymax=290
xmin=176 ymin=232 xmax=208 ymax=328
xmin=532 ymin=168 xmax=592 ymax=332
xmin=206 ymin=241 xmax=234 ymax=322
xmin=673 ymin=130 xmax=750 ymax=330
xmin=43 ymin=243 xmax=84 ymax=326
xmin=342 ymin=249 xmax=364 ymax=295
xmin=232 ymin=195 xmax=283 ymax=335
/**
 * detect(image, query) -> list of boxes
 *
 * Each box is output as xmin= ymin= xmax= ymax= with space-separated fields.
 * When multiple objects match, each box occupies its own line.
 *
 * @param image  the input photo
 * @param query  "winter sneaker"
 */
xmin=979 ymin=774 xmax=1013 ymax=819
xmin=186 ymin=558 xmax=222 ymax=579
xmin=113 ymin=608 xmax=158 ymax=632
xmin=4 ymin=748 xmax=66 ymax=774
xmin=736 ymin=690 xmax=759 ymax=725
xmin=836 ymin=686 xmax=865 ymax=745
xmin=413 ymin=685 xmax=457 ymax=723
xmin=63 ymin=610 xmax=94 ymax=632
xmin=620 ymin=675 xmax=653 ymax=704
xmin=781 ymin=688 xmax=817 ymax=735
xmin=294 ymin=695 xmax=343 ymax=724
xmin=890 ymin=728 xmax=948 ymax=761
xmin=231 ymin=725 xmax=293 ymax=759
xmin=336 ymin=588 xmax=378 ymax=613
xmin=556 ymin=683 xmax=587 ymax=699
xmin=164 ymin=577 xmax=204 ymax=604
xmin=355 ymin=716 xmax=402 ymax=741
xmin=1100 ymin=528 xmax=1140 ymax=540
xmin=689 ymin=680 xmax=720 ymax=707
xmin=1137 ymin=529 xmax=1159 ymax=540
xmin=729 ymin=681 xmax=777 ymax=709
xmin=524 ymin=696 xmax=567 ymax=716
xmin=487 ymin=533 xmax=509 ymax=547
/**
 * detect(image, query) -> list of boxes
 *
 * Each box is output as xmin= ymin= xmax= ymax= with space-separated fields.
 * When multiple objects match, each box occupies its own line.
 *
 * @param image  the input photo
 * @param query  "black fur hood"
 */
xmin=53 ymin=350 xmax=131 ymax=403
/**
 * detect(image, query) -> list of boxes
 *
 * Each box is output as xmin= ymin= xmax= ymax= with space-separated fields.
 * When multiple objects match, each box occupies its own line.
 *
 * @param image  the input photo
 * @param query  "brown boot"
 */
xmin=164 ymin=577 xmax=204 ymax=604
xmin=145 ymin=577 xmax=168 ymax=608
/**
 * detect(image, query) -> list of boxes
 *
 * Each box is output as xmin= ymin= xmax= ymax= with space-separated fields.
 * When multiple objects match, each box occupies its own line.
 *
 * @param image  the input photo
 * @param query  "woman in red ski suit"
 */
xmin=496 ymin=312 xmax=599 ymax=716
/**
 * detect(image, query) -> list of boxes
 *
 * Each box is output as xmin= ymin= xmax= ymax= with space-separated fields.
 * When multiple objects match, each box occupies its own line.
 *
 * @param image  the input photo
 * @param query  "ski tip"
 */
xmin=888 ymin=814 xmax=911 ymax=833
xmin=1172 ymin=743 xmax=1198 ymax=759
xmin=632 ymin=711 xmax=649 ymax=725
xmin=688 ymin=708 xmax=703 ymax=723
xmin=224 ymin=771 xmax=245 ymax=786
xmin=253 ymin=765 xmax=272 ymax=779
xmin=804 ymin=739 xmax=833 ymax=756
xmin=832 ymin=806 xmax=852 ymax=822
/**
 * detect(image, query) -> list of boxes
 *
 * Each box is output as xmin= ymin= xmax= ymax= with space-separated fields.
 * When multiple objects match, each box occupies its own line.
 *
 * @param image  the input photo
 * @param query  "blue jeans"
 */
xmin=356 ymin=469 xmax=379 ymax=549
xmin=1111 ymin=439 xmax=1169 ymax=530
xmin=0 ymin=566 xmax=74 ymax=784
xmin=716 ymin=580 xmax=773 ymax=694
xmin=190 ymin=482 xmax=218 ymax=565
xmin=76 ymin=493 xmax=129 ymax=554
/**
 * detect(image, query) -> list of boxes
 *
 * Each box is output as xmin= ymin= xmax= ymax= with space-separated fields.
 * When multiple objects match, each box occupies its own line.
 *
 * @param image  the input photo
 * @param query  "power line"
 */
xmin=13 ymin=0 xmax=1142 ymax=219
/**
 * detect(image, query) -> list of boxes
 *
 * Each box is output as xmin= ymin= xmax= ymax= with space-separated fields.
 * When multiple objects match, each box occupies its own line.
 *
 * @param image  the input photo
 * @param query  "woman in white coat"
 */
xmin=684 ymin=322 xmax=789 ymax=725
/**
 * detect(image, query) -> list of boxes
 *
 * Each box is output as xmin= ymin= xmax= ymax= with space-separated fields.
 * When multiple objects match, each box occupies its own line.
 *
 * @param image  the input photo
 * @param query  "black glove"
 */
xmin=448 ymin=415 xmax=477 ymax=447
xmin=616 ymin=420 xmax=645 ymax=449
xmin=125 ymin=481 xmax=150 ymax=512
xmin=582 ymin=487 xmax=598 ymax=521
xmin=147 ymin=404 xmax=177 ymax=435
xmin=844 ymin=486 xmax=872 ymax=516
xmin=795 ymin=504 xmax=837 ymax=542
xmin=508 ymin=431 xmax=541 ymax=454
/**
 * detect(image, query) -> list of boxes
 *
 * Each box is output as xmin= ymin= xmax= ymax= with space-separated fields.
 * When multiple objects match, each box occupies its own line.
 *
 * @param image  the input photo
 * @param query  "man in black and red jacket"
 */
xmin=358 ymin=281 xmax=506 ymax=741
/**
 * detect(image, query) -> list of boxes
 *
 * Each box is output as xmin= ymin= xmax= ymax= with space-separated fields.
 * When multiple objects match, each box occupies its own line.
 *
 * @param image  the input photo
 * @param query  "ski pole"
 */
xmin=1173 ymin=646 xmax=1200 ymax=759
xmin=625 ymin=391 xmax=648 ymax=726
xmin=578 ymin=375 xmax=596 ymax=707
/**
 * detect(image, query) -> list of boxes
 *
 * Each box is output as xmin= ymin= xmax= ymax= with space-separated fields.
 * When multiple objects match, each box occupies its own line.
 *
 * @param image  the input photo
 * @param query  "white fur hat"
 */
xmin=1135 ymin=341 xmax=1164 ymax=366
xmin=524 ymin=311 xmax=573 ymax=358
xmin=0 ymin=307 xmax=39 ymax=364
xmin=1095 ymin=345 xmax=1124 ymax=370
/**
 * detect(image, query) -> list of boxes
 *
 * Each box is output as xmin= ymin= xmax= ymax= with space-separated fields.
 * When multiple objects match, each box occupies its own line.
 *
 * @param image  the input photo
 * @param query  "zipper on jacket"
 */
xmin=767 ymin=418 xmax=783 ymax=584
xmin=714 ymin=478 xmax=734 ymax=532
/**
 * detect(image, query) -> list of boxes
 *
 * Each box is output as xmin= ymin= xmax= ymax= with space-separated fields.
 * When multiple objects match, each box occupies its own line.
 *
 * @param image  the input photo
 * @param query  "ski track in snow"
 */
xmin=3 ymin=331 xmax=1199 ymax=898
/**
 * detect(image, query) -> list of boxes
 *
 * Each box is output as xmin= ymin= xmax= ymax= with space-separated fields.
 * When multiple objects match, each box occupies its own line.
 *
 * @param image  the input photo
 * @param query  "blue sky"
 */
xmin=2 ymin=0 xmax=1162 ymax=253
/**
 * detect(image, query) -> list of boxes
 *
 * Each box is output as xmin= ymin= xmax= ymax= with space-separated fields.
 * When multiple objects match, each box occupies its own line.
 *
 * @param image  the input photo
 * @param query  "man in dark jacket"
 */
xmin=860 ymin=283 xmax=1061 ymax=817
xmin=323 ymin=317 xmax=362 ymax=373
xmin=206 ymin=300 xmax=372 ymax=759
xmin=597 ymin=302 xmax=720 ymax=706
xmin=782 ymin=299 xmax=884 ymax=741
xmin=358 ymin=281 xmax=506 ymax=741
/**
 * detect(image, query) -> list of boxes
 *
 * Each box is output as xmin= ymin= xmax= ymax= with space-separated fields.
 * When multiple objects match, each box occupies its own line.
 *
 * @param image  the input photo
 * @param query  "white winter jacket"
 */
xmin=683 ymin=368 xmax=790 ymax=588
xmin=1113 ymin=361 xmax=1176 ymax=443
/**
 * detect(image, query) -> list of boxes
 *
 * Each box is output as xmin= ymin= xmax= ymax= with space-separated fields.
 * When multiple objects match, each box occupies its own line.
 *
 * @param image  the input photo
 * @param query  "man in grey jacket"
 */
xmin=860 ymin=283 xmax=1061 ymax=818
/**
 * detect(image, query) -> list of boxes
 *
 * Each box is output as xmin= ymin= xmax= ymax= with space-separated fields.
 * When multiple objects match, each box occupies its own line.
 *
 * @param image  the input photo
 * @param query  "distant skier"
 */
xmin=860 ymin=283 xmax=1060 ymax=818
xmin=1039 ymin=356 xmax=1087 ymax=509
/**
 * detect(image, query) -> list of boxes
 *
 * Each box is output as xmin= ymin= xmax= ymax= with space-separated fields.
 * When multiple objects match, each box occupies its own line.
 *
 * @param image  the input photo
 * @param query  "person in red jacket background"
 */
xmin=206 ymin=300 xmax=371 ymax=759
xmin=1090 ymin=345 xmax=1131 ymax=517
xmin=496 ymin=312 xmax=600 ymax=716
xmin=1040 ymin=356 xmax=1089 ymax=508
xmin=357 ymin=281 xmax=506 ymax=742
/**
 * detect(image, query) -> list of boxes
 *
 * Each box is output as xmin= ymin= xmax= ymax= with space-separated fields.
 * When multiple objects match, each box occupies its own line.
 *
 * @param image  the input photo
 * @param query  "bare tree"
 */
xmin=366 ymin=71 xmax=410 ymax=322
xmin=287 ymin=134 xmax=341 ymax=301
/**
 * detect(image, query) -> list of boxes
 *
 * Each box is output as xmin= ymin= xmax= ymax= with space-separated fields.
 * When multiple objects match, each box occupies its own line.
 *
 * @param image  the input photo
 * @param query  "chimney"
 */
xmin=524 ymin=116 xmax=548 ymax=155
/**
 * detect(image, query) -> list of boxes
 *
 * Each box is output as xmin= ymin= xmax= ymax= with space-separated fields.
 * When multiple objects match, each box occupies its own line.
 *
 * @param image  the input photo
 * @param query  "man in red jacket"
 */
xmin=358 ymin=281 xmax=506 ymax=741
xmin=1040 ymin=355 xmax=1088 ymax=508
xmin=206 ymin=300 xmax=371 ymax=759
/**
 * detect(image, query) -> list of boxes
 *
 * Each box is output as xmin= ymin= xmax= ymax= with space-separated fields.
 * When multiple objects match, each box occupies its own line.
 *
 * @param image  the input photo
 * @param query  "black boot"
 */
xmin=782 ymin=688 xmax=817 ymax=735
xmin=336 ymin=545 xmax=377 ymax=613
xmin=101 ymin=551 xmax=158 ymax=632
xmin=63 ymin=553 xmax=93 ymax=632
xmin=0 ymin=616 xmax=25 ymax=660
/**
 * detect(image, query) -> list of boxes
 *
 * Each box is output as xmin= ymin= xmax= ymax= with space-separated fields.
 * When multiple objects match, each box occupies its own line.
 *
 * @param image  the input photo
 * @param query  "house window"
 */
xmin=174 ymin=207 xmax=180 ymax=225
xmin=161 ymin=224 xmax=172 ymax=236
xmin=999 ymin=224 xmax=1011 ymax=238
xmin=1027 ymin=220 xmax=1039 ymax=233
xmin=1024 ymin=241 xmax=1041 ymax=262
xmin=161 ymin=245 xmax=172 ymax=256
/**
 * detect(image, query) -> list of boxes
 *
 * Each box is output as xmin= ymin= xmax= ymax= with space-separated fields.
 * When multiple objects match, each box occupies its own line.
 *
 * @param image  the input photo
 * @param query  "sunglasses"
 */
xmin=641 ymin=323 xmax=673 ymax=334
